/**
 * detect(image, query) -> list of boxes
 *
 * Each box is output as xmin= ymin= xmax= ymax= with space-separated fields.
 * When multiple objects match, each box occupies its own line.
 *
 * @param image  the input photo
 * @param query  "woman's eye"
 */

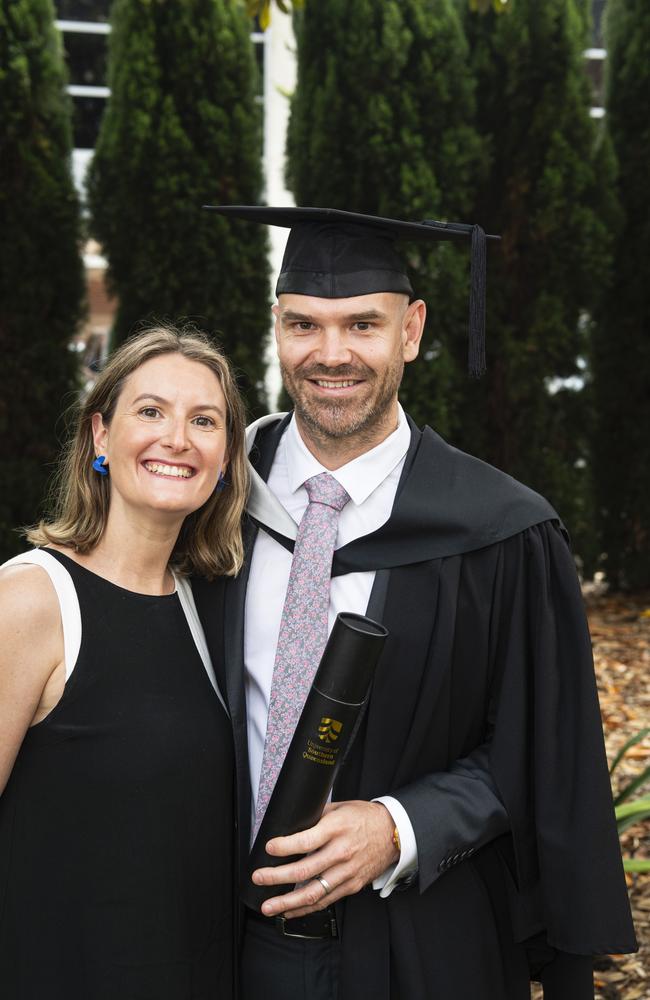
xmin=192 ymin=415 xmax=215 ymax=428
xmin=139 ymin=406 xmax=160 ymax=418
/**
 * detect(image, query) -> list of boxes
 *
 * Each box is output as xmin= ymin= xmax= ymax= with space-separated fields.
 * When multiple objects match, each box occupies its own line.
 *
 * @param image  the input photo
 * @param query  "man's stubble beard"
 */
xmin=280 ymin=356 xmax=405 ymax=449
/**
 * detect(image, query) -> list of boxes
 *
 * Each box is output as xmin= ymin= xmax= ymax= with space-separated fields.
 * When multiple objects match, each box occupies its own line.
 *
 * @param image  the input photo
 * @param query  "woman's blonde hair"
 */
xmin=26 ymin=325 xmax=249 ymax=578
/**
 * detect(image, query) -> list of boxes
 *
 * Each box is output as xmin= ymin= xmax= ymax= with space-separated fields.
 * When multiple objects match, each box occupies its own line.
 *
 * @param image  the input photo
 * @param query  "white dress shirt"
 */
xmin=244 ymin=406 xmax=418 ymax=896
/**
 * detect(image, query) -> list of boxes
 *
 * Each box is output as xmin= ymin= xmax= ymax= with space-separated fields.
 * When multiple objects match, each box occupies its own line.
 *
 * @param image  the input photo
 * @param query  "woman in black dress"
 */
xmin=0 ymin=325 xmax=248 ymax=999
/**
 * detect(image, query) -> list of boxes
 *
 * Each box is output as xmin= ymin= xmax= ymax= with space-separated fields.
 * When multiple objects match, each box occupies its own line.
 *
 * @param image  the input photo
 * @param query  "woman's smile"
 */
xmin=142 ymin=460 xmax=197 ymax=479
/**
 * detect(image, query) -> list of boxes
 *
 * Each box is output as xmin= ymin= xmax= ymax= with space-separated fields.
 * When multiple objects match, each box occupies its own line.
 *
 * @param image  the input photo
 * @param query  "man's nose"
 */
xmin=315 ymin=329 xmax=353 ymax=367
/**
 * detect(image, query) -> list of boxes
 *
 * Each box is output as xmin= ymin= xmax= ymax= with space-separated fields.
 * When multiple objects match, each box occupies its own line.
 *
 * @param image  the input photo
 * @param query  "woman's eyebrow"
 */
xmin=131 ymin=393 xmax=169 ymax=405
xmin=131 ymin=394 xmax=225 ymax=418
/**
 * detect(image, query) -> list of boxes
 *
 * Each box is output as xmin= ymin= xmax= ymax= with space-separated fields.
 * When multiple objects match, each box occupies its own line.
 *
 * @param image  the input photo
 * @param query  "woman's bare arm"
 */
xmin=0 ymin=565 xmax=65 ymax=795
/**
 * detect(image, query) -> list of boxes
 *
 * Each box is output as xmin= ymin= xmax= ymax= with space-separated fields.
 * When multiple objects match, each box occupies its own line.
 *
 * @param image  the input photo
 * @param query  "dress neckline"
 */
xmin=43 ymin=548 xmax=179 ymax=600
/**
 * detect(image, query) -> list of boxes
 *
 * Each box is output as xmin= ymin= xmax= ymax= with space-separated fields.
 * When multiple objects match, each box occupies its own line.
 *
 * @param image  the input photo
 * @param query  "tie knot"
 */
xmin=303 ymin=472 xmax=350 ymax=512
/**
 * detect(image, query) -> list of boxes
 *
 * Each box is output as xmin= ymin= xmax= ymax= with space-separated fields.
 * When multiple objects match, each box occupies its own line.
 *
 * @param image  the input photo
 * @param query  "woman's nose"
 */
xmin=162 ymin=418 xmax=190 ymax=452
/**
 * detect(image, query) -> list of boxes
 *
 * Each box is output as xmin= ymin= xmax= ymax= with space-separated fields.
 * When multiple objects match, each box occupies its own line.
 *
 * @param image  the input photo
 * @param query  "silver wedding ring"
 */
xmin=315 ymin=874 xmax=332 ymax=895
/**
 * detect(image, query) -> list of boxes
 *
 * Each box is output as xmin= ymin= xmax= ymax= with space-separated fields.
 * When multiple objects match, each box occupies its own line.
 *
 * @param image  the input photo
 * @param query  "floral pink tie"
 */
xmin=254 ymin=472 xmax=350 ymax=836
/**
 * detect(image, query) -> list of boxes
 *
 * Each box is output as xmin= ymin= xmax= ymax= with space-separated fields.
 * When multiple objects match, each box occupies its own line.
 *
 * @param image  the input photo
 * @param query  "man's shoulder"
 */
xmin=417 ymin=421 xmax=556 ymax=519
xmin=245 ymin=411 xmax=564 ymax=566
xmin=391 ymin=416 xmax=563 ymax=554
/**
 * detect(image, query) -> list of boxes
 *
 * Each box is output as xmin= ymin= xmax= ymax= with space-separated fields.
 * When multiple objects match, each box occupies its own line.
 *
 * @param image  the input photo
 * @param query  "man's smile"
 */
xmin=308 ymin=377 xmax=364 ymax=394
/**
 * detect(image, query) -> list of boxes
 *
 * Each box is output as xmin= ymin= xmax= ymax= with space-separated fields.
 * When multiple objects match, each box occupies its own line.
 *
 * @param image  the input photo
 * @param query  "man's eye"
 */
xmin=294 ymin=321 xmax=314 ymax=331
xmin=354 ymin=322 xmax=371 ymax=331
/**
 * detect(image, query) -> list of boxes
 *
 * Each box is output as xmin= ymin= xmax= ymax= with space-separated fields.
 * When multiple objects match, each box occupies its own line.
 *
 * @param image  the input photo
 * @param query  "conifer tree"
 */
xmin=286 ymin=0 xmax=483 ymax=434
xmin=0 ymin=0 xmax=84 ymax=559
xmin=592 ymin=0 xmax=650 ymax=588
xmin=88 ymin=0 xmax=269 ymax=414
xmin=460 ymin=1 xmax=617 ymax=567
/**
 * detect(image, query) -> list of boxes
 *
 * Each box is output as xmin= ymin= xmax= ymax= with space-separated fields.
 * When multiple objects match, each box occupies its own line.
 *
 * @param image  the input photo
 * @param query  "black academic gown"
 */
xmin=193 ymin=414 xmax=637 ymax=1000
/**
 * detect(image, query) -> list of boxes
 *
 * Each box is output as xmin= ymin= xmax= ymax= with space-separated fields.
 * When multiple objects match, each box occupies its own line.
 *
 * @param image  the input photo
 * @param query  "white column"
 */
xmin=262 ymin=9 xmax=297 ymax=407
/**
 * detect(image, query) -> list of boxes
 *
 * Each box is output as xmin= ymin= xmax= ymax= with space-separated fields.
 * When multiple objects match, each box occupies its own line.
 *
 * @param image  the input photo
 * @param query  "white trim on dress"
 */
xmin=1 ymin=551 xmax=227 ymax=714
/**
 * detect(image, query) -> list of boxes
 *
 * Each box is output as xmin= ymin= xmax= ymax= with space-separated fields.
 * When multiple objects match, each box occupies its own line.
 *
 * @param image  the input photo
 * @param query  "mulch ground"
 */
xmin=533 ymin=589 xmax=650 ymax=998
xmin=589 ymin=589 xmax=650 ymax=999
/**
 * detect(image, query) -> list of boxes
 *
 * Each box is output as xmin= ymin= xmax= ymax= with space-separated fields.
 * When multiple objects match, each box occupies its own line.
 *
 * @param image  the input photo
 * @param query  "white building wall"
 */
xmin=262 ymin=8 xmax=296 ymax=405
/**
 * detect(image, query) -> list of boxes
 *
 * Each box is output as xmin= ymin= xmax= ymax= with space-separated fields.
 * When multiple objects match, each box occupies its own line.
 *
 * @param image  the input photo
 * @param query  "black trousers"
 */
xmin=241 ymin=913 xmax=341 ymax=1000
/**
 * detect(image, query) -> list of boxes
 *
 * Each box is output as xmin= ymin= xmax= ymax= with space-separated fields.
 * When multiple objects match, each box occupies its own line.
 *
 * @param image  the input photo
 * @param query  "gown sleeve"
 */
xmin=489 ymin=520 xmax=637 ymax=957
xmin=394 ymin=740 xmax=509 ymax=891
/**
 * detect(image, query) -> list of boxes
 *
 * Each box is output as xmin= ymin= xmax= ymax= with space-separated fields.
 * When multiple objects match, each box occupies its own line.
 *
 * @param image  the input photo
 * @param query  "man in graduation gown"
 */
xmin=193 ymin=206 xmax=637 ymax=999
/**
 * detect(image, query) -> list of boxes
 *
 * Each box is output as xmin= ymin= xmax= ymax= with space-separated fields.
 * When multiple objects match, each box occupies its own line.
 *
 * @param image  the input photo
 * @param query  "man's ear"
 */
xmin=91 ymin=412 xmax=108 ymax=458
xmin=403 ymin=299 xmax=426 ymax=363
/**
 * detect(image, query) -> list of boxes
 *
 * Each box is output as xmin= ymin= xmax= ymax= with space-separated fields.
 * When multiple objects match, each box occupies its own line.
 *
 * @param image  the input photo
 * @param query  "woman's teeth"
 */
xmin=144 ymin=462 xmax=193 ymax=478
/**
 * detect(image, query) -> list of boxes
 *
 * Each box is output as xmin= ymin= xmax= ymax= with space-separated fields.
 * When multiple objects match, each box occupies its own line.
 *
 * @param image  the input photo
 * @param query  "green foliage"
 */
xmin=615 ymin=768 xmax=650 ymax=809
xmin=592 ymin=0 xmax=650 ymax=589
xmin=620 ymin=856 xmax=650 ymax=874
xmin=0 ymin=0 xmax=84 ymax=560
xmin=244 ymin=0 xmax=302 ymax=30
xmin=610 ymin=733 xmax=650 ymax=872
xmin=458 ymin=0 xmax=617 ymax=571
xmin=610 ymin=728 xmax=650 ymax=777
xmin=286 ymin=0 xmax=483 ymax=435
xmin=88 ymin=0 xmax=270 ymax=415
xmin=468 ymin=0 xmax=511 ymax=12
xmin=245 ymin=0 xmax=513 ymax=19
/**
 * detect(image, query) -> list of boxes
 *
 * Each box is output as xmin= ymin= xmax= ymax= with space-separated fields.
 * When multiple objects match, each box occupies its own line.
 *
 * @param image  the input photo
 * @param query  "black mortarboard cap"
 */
xmin=204 ymin=205 xmax=499 ymax=377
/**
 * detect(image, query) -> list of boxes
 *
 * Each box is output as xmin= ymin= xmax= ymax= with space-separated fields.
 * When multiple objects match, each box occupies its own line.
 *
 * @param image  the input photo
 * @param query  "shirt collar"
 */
xmin=285 ymin=404 xmax=411 ymax=506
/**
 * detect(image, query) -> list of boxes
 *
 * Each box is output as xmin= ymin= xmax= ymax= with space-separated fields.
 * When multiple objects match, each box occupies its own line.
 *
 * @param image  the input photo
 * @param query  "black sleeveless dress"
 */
xmin=0 ymin=550 xmax=234 ymax=999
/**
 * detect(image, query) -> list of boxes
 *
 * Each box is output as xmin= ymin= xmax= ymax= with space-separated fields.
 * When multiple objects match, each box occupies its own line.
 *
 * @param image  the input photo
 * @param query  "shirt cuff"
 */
xmin=371 ymin=795 xmax=418 ymax=898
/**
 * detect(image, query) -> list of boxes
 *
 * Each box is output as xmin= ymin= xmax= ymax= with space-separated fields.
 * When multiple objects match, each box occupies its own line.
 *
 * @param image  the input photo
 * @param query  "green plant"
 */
xmin=286 ymin=0 xmax=483 ymax=435
xmin=468 ymin=0 xmax=511 ymax=11
xmin=610 ymin=728 xmax=650 ymax=873
xmin=243 ymin=0 xmax=303 ymax=30
xmin=0 ymin=0 xmax=84 ymax=560
xmin=88 ymin=0 xmax=270 ymax=416
xmin=592 ymin=0 xmax=650 ymax=590
xmin=457 ymin=0 xmax=618 ymax=576
xmin=245 ymin=0 xmax=513 ymax=19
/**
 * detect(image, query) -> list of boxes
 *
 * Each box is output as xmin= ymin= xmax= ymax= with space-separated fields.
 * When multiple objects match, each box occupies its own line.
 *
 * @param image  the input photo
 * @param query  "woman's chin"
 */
xmin=132 ymin=496 xmax=202 ymax=524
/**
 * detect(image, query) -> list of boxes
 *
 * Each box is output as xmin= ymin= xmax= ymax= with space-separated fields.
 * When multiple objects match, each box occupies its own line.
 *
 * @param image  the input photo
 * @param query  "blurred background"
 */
xmin=1 ymin=3 xmax=648 ymax=989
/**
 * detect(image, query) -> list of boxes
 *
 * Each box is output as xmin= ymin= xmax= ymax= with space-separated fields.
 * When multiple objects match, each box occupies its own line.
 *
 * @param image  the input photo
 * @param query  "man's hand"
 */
xmin=252 ymin=799 xmax=399 ymax=918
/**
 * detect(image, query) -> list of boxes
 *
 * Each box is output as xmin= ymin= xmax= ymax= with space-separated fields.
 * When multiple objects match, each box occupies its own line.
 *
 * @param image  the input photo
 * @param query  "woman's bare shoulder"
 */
xmin=0 ymin=563 xmax=66 ymax=789
xmin=0 ymin=562 xmax=63 ymax=650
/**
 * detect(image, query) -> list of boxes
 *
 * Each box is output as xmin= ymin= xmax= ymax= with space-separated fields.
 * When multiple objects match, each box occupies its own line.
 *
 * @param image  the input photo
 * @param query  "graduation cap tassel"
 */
xmin=468 ymin=224 xmax=487 ymax=378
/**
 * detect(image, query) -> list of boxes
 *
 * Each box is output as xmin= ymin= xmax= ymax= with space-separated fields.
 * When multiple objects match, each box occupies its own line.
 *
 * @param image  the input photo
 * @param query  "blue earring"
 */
xmin=92 ymin=455 xmax=108 ymax=477
xmin=215 ymin=472 xmax=227 ymax=493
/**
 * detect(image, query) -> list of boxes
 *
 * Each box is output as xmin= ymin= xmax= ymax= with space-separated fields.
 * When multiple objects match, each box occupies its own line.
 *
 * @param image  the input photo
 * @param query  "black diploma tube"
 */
xmin=243 ymin=611 xmax=388 ymax=911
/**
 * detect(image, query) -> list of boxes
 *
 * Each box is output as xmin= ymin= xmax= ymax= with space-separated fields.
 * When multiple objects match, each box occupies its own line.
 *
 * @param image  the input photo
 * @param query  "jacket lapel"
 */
xmin=223 ymin=519 xmax=256 ymax=857
xmin=227 ymin=414 xmax=294 ymax=853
